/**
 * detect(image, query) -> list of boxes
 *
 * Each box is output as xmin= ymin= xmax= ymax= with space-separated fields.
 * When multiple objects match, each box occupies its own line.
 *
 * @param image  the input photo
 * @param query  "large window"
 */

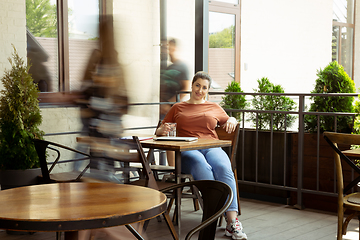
xmin=26 ymin=0 xmax=58 ymax=92
xmin=332 ymin=0 xmax=355 ymax=78
xmin=26 ymin=0 xmax=100 ymax=99
xmin=68 ymin=0 xmax=100 ymax=91
xmin=208 ymin=1 xmax=240 ymax=101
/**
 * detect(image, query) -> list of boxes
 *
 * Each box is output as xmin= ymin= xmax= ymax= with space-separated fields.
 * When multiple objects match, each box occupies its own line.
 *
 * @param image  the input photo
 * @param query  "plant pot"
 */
xmin=289 ymin=132 xmax=353 ymax=212
xmin=0 ymin=168 xmax=41 ymax=190
xmin=236 ymin=128 xmax=292 ymax=203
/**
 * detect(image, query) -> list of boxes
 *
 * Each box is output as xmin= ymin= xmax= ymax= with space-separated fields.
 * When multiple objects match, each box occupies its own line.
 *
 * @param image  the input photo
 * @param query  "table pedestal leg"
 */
xmin=125 ymin=224 xmax=145 ymax=240
xmin=174 ymin=151 xmax=181 ymax=236
xmin=64 ymin=231 xmax=78 ymax=240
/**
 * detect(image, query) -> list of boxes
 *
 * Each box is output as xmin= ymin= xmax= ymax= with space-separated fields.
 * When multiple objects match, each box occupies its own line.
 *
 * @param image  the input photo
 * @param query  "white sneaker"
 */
xmin=225 ymin=218 xmax=248 ymax=240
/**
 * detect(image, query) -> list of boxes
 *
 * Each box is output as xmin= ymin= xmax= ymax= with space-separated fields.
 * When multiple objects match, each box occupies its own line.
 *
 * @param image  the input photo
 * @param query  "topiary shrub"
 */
xmin=351 ymin=95 xmax=360 ymax=134
xmin=220 ymin=81 xmax=247 ymax=120
xmin=0 ymin=45 xmax=44 ymax=170
xmin=250 ymin=77 xmax=296 ymax=131
xmin=304 ymin=61 xmax=355 ymax=133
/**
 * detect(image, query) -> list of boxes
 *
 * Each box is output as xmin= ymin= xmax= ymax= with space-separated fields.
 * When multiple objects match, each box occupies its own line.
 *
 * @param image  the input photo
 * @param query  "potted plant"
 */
xmin=304 ymin=61 xmax=355 ymax=133
xmin=220 ymin=80 xmax=248 ymax=121
xmin=236 ymin=77 xmax=296 ymax=202
xmin=289 ymin=61 xmax=356 ymax=210
xmin=0 ymin=45 xmax=44 ymax=189
xmin=250 ymin=77 xmax=296 ymax=131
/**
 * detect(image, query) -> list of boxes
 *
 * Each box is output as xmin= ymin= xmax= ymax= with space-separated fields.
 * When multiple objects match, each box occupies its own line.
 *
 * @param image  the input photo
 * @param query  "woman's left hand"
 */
xmin=223 ymin=117 xmax=237 ymax=133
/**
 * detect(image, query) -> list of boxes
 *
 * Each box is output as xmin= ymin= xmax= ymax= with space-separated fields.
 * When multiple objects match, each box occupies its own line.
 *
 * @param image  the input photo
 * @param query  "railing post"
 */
xmin=296 ymin=95 xmax=305 ymax=209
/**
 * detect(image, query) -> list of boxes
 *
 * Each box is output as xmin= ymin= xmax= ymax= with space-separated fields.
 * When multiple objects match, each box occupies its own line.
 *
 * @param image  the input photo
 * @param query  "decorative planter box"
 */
xmin=0 ymin=168 xmax=41 ymax=190
xmin=236 ymin=129 xmax=293 ymax=203
xmin=235 ymin=130 xmax=355 ymax=211
xmin=289 ymin=132 xmax=354 ymax=213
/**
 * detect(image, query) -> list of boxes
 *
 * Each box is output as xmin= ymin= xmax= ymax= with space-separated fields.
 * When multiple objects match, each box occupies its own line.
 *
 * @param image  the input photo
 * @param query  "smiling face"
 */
xmin=191 ymin=78 xmax=210 ymax=103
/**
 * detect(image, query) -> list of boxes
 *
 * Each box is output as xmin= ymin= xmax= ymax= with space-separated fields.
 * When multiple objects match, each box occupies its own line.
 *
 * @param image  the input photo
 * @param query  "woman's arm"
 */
xmin=155 ymin=122 xmax=171 ymax=136
xmin=158 ymin=102 xmax=179 ymax=136
xmin=222 ymin=117 xmax=237 ymax=133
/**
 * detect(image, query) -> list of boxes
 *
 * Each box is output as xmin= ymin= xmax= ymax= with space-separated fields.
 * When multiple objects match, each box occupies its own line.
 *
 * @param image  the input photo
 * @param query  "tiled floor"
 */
xmin=0 ymin=197 xmax=358 ymax=240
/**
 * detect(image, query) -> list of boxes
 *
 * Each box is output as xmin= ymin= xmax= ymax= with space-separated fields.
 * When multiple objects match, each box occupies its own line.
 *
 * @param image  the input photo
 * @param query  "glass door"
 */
xmin=208 ymin=2 xmax=240 ymax=102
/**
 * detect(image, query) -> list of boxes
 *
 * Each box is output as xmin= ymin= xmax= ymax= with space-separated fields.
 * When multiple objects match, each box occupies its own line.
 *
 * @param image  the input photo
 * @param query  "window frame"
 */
xmin=37 ymin=0 xmax=105 ymax=104
xmin=332 ymin=0 xmax=356 ymax=78
xmin=208 ymin=0 xmax=241 ymax=83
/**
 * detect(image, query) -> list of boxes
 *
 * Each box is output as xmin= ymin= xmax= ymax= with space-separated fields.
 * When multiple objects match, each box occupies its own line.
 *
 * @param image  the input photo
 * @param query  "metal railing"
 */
xmin=207 ymin=91 xmax=358 ymax=209
xmin=43 ymin=91 xmax=359 ymax=209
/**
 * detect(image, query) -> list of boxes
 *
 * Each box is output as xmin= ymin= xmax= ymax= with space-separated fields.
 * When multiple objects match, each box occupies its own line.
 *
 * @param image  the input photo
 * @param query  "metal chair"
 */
xmin=33 ymin=138 xmax=93 ymax=240
xmin=77 ymin=135 xmax=179 ymax=239
xmin=323 ymin=131 xmax=360 ymax=240
xmin=215 ymin=122 xmax=241 ymax=227
xmin=161 ymin=180 xmax=233 ymax=240
xmin=33 ymin=139 xmax=91 ymax=184
xmin=139 ymin=120 xmax=202 ymax=212
xmin=156 ymin=122 xmax=242 ymax=220
xmin=215 ymin=122 xmax=241 ymax=215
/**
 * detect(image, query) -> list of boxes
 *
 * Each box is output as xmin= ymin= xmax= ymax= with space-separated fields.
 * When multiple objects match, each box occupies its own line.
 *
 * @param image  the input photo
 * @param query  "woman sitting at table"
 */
xmin=156 ymin=71 xmax=247 ymax=240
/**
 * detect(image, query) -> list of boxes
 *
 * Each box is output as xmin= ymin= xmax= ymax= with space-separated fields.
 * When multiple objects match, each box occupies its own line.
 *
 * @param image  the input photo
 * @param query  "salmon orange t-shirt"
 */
xmin=162 ymin=101 xmax=229 ymax=139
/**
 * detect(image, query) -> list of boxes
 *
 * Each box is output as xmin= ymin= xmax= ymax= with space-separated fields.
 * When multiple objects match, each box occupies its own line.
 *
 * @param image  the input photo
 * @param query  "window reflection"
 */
xmin=68 ymin=0 xmax=100 ymax=92
xmin=341 ymin=27 xmax=353 ymax=76
xmin=332 ymin=26 xmax=340 ymax=62
xmin=332 ymin=0 xmax=354 ymax=78
xmin=26 ymin=0 xmax=100 ymax=93
xmin=208 ymin=11 xmax=235 ymax=101
xmin=26 ymin=0 xmax=58 ymax=92
xmin=333 ymin=0 xmax=354 ymax=24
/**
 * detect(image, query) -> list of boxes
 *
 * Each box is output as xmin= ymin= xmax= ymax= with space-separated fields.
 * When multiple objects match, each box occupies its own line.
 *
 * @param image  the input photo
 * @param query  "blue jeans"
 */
xmin=181 ymin=147 xmax=238 ymax=213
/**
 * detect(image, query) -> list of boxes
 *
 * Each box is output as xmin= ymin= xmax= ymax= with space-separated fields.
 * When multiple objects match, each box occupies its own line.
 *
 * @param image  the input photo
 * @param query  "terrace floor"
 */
xmin=0 ymin=197 xmax=358 ymax=240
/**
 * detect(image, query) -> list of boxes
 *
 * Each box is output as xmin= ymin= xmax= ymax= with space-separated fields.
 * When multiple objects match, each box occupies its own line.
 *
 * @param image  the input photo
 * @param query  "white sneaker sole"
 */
xmin=225 ymin=230 xmax=247 ymax=240
xmin=225 ymin=230 xmax=232 ymax=237
xmin=232 ymin=235 xmax=247 ymax=240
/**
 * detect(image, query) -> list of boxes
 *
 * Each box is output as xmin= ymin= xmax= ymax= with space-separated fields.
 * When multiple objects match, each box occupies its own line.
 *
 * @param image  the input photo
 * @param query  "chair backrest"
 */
xmin=79 ymin=136 xmax=159 ymax=190
xmin=148 ymin=120 xmax=163 ymax=165
xmin=130 ymin=136 xmax=159 ymax=190
xmin=33 ymin=139 xmax=91 ymax=183
xmin=215 ymin=123 xmax=240 ymax=170
xmin=323 ymin=132 xmax=360 ymax=195
xmin=161 ymin=180 xmax=233 ymax=240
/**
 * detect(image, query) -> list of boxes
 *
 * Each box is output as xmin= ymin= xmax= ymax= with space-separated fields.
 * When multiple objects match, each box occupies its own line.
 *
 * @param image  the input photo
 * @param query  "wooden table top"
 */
xmin=140 ymin=138 xmax=232 ymax=151
xmin=342 ymin=148 xmax=360 ymax=158
xmin=0 ymin=182 xmax=167 ymax=232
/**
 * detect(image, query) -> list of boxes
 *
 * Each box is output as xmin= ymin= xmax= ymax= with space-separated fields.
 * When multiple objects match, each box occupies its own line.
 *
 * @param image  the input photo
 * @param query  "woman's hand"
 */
xmin=223 ymin=117 xmax=237 ymax=133
xmin=155 ymin=122 xmax=171 ymax=136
